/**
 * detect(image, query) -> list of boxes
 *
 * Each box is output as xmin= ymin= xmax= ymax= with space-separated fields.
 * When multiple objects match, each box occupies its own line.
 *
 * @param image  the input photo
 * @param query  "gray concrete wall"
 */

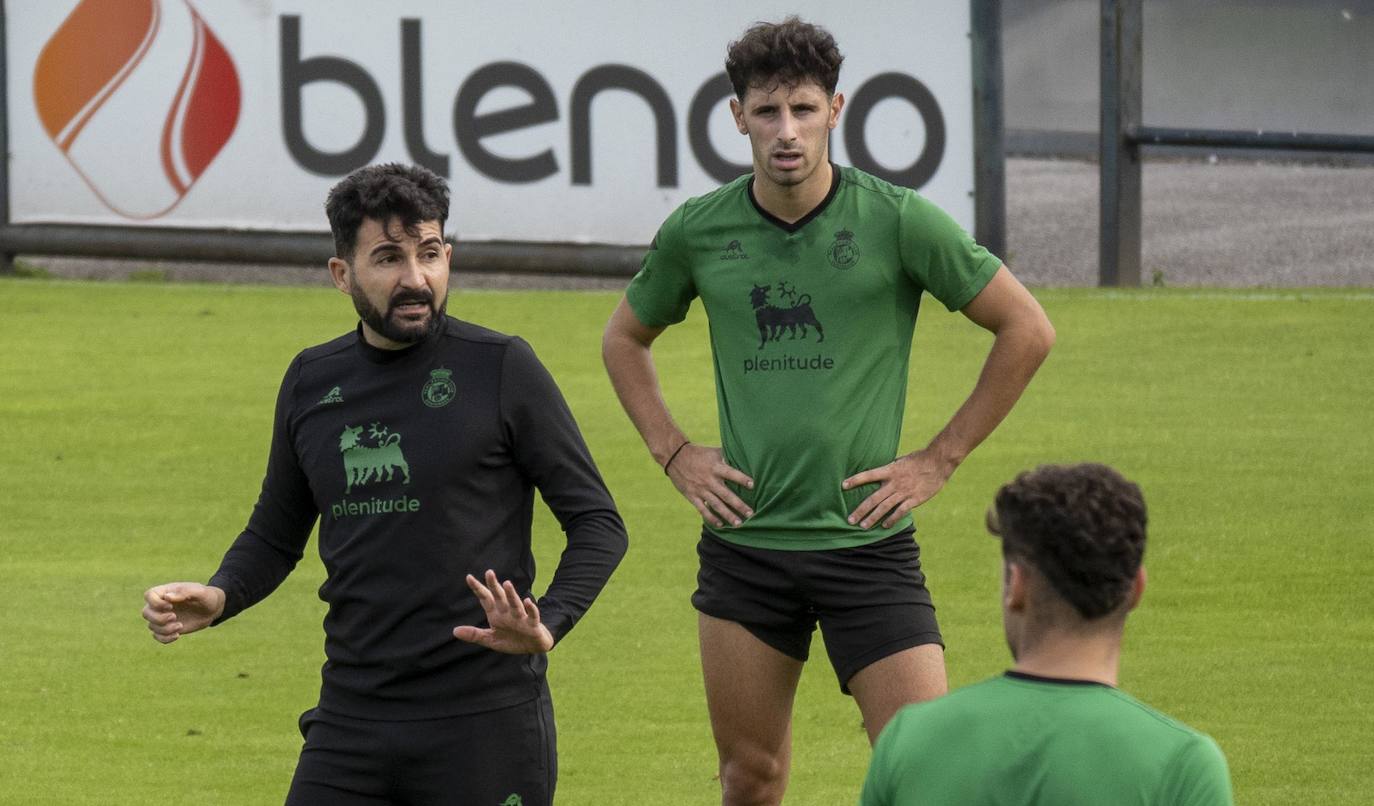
xmin=1005 ymin=0 xmax=1374 ymax=139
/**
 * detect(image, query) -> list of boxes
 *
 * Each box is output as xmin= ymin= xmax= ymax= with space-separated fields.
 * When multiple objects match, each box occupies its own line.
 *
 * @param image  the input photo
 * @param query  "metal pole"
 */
xmin=0 ymin=2 xmax=13 ymax=275
xmin=1099 ymin=0 xmax=1142 ymax=287
xmin=0 ymin=223 xmax=645 ymax=277
xmin=971 ymin=0 xmax=1006 ymax=259
xmin=1132 ymin=126 xmax=1374 ymax=154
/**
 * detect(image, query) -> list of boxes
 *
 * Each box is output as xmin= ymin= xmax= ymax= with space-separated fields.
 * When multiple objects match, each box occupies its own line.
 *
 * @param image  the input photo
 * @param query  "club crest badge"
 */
xmin=828 ymin=229 xmax=861 ymax=270
xmin=421 ymin=368 xmax=456 ymax=408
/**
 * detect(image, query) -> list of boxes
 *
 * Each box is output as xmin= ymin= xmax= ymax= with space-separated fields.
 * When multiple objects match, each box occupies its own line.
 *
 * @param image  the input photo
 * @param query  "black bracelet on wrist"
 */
xmin=663 ymin=440 xmax=690 ymax=475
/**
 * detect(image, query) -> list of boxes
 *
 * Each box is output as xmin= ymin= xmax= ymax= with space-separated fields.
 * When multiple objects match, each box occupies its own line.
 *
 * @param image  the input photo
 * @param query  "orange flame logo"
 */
xmin=34 ymin=0 xmax=241 ymax=219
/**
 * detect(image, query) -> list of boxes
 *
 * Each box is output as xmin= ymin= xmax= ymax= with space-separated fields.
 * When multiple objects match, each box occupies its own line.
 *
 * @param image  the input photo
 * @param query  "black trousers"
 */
xmin=284 ymin=690 xmax=556 ymax=806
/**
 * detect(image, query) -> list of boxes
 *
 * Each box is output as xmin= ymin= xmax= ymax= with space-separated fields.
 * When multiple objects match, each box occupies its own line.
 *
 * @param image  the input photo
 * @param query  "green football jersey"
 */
xmin=626 ymin=165 xmax=1000 ymax=550
xmin=860 ymin=673 xmax=1234 ymax=806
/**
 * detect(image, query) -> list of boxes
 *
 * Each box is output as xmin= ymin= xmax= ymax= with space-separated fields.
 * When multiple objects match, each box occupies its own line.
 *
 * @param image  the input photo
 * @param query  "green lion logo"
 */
xmin=339 ymin=423 xmax=411 ymax=493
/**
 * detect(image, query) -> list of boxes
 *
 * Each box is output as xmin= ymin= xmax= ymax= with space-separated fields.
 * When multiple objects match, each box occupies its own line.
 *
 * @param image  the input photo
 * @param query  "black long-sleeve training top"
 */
xmin=208 ymin=317 xmax=628 ymax=720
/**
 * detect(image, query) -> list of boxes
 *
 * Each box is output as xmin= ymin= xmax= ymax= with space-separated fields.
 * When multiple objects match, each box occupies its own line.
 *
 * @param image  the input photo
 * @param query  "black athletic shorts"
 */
xmin=284 ymin=688 xmax=556 ymax=806
xmin=692 ymin=528 xmax=943 ymax=694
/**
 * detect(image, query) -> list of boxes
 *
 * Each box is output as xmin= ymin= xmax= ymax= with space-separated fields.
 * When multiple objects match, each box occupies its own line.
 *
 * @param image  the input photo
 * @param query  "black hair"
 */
xmin=725 ymin=16 xmax=844 ymax=100
xmin=324 ymin=163 xmax=449 ymax=261
xmin=989 ymin=463 xmax=1147 ymax=619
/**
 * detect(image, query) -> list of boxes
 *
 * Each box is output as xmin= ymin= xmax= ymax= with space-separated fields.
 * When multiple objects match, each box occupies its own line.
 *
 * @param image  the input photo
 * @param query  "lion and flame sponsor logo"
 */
xmin=329 ymin=422 xmax=422 ymax=519
xmin=743 ymin=280 xmax=836 ymax=375
xmin=33 ymin=0 xmax=241 ymax=218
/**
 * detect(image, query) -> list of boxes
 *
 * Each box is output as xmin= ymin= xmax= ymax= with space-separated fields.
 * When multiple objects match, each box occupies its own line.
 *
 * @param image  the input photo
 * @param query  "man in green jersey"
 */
xmin=860 ymin=464 xmax=1233 ymax=805
xmin=602 ymin=17 xmax=1054 ymax=805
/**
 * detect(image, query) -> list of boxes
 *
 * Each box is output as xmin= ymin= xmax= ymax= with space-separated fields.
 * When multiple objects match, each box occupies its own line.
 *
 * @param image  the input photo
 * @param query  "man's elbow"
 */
xmin=1033 ymin=309 xmax=1056 ymax=358
xmin=602 ymin=309 xmax=657 ymax=371
xmin=1002 ymin=304 xmax=1054 ymax=368
xmin=601 ymin=319 xmax=632 ymax=372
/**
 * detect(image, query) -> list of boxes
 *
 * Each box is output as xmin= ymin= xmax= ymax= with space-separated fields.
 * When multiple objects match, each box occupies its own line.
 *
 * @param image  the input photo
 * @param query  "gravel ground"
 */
xmin=1007 ymin=157 xmax=1374 ymax=287
xmin=18 ymin=157 xmax=1374 ymax=289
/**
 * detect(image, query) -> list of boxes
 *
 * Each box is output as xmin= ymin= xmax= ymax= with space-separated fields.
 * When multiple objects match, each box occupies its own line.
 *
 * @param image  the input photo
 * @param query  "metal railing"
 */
xmin=1099 ymin=0 xmax=1374 ymax=286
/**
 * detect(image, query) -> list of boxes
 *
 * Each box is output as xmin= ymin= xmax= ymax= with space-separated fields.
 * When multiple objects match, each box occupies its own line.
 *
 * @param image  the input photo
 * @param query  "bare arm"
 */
xmin=602 ymin=298 xmax=754 ymax=527
xmin=844 ymin=267 xmax=1055 ymax=528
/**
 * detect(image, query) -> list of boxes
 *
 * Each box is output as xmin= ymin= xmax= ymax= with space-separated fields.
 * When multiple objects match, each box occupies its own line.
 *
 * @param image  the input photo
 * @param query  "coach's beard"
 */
xmin=353 ymin=286 xmax=447 ymax=344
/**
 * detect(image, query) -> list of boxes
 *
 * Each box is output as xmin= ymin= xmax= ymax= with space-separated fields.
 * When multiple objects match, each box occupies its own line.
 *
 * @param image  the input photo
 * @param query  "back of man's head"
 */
xmin=989 ymin=463 xmax=1147 ymax=621
xmin=725 ymin=16 xmax=844 ymax=99
xmin=325 ymin=163 xmax=450 ymax=261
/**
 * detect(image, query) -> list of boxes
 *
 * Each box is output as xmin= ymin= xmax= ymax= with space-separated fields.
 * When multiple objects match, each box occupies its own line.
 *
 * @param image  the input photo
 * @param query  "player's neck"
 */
xmin=1011 ymin=632 xmax=1122 ymax=687
xmin=752 ymin=160 xmax=834 ymax=224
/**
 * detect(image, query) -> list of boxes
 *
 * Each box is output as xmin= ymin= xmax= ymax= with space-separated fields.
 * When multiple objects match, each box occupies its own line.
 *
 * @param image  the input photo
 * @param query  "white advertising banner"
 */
xmin=9 ymin=0 xmax=977 ymax=244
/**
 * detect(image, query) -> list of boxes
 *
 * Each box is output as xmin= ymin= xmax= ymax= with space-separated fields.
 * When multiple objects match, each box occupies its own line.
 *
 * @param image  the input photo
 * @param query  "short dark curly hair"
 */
xmin=725 ymin=16 xmax=844 ymax=100
xmin=324 ymin=163 xmax=450 ymax=261
xmin=988 ymin=463 xmax=1147 ymax=620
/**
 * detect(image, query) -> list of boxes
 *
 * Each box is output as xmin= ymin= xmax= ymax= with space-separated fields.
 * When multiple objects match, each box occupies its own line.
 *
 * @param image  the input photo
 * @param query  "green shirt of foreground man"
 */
xmin=861 ymin=463 xmax=1233 ymax=806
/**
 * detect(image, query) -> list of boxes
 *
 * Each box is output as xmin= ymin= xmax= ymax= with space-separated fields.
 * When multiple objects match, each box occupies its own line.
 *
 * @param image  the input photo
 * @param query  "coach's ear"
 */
xmin=328 ymin=257 xmax=352 ymax=295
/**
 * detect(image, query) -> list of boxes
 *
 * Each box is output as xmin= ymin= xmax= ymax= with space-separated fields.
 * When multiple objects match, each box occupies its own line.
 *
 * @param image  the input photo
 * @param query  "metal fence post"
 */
xmin=1099 ymin=0 xmax=1142 ymax=287
xmin=0 ymin=3 xmax=13 ymax=275
xmin=971 ymin=0 xmax=1006 ymax=259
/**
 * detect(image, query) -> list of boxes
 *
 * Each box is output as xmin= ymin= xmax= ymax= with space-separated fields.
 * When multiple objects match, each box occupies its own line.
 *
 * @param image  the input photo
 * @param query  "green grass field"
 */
xmin=1 ymin=278 xmax=1370 ymax=804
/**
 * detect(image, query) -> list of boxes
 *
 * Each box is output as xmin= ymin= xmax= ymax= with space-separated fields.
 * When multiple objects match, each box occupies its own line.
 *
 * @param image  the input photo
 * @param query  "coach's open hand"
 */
xmin=142 ymin=582 xmax=226 ymax=644
xmin=454 ymin=570 xmax=555 ymax=654
xmin=665 ymin=443 xmax=755 ymax=529
xmin=843 ymin=448 xmax=957 ymax=530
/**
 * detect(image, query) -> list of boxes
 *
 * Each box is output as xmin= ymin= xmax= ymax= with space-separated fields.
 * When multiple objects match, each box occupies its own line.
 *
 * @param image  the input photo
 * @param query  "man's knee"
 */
xmin=719 ymin=749 xmax=788 ymax=806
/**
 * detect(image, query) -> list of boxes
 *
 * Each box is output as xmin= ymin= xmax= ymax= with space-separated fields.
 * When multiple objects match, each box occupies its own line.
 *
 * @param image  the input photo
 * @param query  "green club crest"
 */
xmin=421 ymin=368 xmax=456 ymax=408
xmin=827 ymin=229 xmax=861 ymax=270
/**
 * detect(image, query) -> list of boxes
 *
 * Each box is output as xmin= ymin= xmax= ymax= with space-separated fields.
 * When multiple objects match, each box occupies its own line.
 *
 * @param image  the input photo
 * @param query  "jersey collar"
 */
xmin=353 ymin=317 xmax=447 ymax=365
xmin=747 ymin=162 xmax=842 ymax=234
xmin=1004 ymin=670 xmax=1113 ymax=688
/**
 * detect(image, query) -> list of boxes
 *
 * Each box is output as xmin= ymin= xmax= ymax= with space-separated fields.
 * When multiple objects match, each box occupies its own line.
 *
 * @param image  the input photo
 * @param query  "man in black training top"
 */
xmin=141 ymin=163 xmax=627 ymax=806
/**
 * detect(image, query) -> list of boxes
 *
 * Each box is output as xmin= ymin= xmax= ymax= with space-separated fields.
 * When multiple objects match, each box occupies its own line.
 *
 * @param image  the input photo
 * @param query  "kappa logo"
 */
xmin=749 ymin=282 xmax=825 ymax=349
xmin=318 ymin=386 xmax=344 ymax=405
xmin=34 ymin=0 xmax=241 ymax=219
xmin=828 ymin=229 xmax=861 ymax=270
xmin=719 ymin=239 xmax=749 ymax=261
xmin=339 ymin=422 xmax=412 ymax=494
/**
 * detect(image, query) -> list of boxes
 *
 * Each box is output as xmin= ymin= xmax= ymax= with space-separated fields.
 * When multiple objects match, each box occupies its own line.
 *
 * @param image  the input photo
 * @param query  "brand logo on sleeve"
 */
xmin=317 ymin=386 xmax=344 ymax=405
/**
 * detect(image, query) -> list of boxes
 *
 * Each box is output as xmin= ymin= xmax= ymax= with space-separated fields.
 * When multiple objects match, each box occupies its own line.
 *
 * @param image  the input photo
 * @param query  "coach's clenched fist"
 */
xmin=142 ymin=583 xmax=225 ymax=644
